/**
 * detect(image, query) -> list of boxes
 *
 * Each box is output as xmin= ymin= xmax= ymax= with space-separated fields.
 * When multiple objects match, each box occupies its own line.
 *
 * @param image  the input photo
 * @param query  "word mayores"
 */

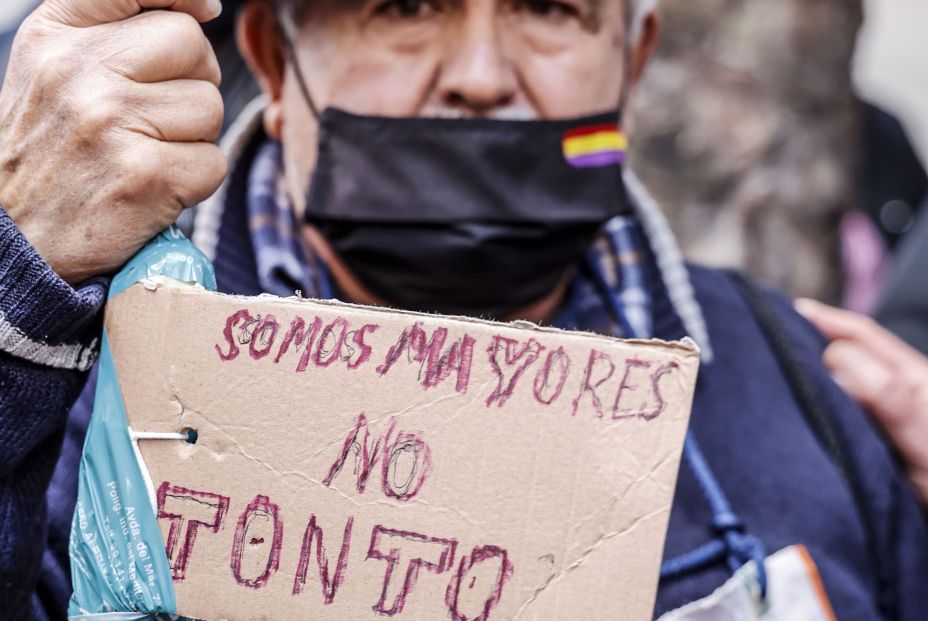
xmin=214 ymin=309 xmax=680 ymax=419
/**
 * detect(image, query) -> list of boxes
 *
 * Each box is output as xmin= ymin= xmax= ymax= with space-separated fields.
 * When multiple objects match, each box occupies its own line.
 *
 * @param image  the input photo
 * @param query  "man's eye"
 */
xmin=516 ymin=0 xmax=579 ymax=19
xmin=374 ymin=0 xmax=440 ymax=19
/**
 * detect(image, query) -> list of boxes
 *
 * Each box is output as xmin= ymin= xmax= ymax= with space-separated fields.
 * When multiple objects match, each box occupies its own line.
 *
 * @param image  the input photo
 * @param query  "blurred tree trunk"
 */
xmin=630 ymin=0 xmax=864 ymax=302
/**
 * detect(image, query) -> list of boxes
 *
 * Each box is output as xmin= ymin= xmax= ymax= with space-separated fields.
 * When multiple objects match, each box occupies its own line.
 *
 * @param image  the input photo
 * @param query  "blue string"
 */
xmin=586 ymin=248 xmax=768 ymax=598
xmin=675 ymin=437 xmax=768 ymax=596
xmin=659 ymin=539 xmax=727 ymax=580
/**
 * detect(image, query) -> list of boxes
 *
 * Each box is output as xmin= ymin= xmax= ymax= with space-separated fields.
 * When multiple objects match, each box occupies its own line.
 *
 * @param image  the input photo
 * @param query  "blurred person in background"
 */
xmin=629 ymin=0 xmax=928 ymax=344
xmin=873 ymin=201 xmax=928 ymax=356
xmin=1 ymin=2 xmax=928 ymax=621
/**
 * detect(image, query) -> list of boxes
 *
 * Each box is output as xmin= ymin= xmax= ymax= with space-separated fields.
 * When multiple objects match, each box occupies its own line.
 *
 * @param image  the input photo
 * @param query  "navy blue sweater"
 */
xmin=1 ymin=199 xmax=927 ymax=620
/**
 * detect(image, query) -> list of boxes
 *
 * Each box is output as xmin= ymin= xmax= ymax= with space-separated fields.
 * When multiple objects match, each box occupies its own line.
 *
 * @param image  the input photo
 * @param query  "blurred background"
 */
xmin=629 ymin=0 xmax=928 ymax=311
xmin=1 ymin=0 xmax=925 ymax=345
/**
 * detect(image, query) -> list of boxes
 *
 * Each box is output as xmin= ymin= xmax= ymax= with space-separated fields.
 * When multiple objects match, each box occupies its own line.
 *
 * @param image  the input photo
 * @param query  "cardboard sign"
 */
xmin=105 ymin=280 xmax=700 ymax=620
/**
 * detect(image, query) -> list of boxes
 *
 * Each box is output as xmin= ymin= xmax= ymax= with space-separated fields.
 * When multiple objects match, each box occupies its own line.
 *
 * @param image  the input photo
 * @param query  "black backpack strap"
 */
xmin=728 ymin=270 xmax=897 ymax=620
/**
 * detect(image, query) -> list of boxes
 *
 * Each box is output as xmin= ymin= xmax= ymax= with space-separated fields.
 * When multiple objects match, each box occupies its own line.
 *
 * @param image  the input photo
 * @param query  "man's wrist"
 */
xmin=0 ymin=205 xmax=107 ymax=370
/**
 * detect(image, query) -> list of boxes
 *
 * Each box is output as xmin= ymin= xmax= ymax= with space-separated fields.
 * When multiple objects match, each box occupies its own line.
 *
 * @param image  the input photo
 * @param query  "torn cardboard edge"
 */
xmin=135 ymin=275 xmax=701 ymax=357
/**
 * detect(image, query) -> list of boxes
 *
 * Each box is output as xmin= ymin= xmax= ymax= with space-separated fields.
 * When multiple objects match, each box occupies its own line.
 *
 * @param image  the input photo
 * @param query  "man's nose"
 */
xmin=437 ymin=12 xmax=518 ymax=116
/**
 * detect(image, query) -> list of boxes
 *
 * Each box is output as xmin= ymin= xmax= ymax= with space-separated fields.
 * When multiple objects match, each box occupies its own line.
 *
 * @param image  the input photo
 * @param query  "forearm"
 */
xmin=0 ymin=206 xmax=106 ymax=614
xmin=0 ymin=205 xmax=106 ymax=469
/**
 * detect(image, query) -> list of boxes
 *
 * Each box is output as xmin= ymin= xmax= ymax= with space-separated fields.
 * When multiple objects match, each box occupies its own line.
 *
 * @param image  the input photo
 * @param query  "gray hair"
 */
xmin=630 ymin=0 xmax=659 ymax=42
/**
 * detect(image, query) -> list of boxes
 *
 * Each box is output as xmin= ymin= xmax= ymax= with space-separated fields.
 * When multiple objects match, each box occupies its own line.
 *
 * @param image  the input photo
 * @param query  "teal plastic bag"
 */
xmin=68 ymin=228 xmax=216 ymax=620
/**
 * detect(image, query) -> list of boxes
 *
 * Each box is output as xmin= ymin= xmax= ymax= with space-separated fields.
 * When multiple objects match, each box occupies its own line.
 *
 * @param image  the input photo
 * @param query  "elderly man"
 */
xmin=0 ymin=1 xmax=925 ymax=619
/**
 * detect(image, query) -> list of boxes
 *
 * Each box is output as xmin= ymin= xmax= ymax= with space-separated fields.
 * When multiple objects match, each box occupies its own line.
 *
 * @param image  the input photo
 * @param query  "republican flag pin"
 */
xmin=562 ymin=123 xmax=628 ymax=168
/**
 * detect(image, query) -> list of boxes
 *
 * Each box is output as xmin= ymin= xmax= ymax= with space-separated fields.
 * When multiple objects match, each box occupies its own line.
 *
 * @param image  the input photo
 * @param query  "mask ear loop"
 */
xmin=615 ymin=23 xmax=636 ymax=128
xmin=275 ymin=15 xmax=340 ymax=296
xmin=277 ymin=18 xmax=322 ymax=122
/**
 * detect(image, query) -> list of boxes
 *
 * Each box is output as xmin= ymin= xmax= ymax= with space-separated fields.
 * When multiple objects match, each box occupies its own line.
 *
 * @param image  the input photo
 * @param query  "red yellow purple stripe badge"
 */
xmin=562 ymin=123 xmax=628 ymax=168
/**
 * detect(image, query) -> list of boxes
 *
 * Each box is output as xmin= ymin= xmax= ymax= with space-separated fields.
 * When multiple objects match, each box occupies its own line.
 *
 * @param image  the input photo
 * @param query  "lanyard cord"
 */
xmin=668 ymin=438 xmax=768 ymax=597
xmin=277 ymin=18 xmax=322 ymax=122
xmin=585 ymin=236 xmax=768 ymax=597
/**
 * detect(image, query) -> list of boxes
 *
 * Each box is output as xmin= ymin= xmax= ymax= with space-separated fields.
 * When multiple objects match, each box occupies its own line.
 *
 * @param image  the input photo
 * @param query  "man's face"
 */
xmin=241 ymin=0 xmax=636 ymax=216
xmin=288 ymin=0 xmax=627 ymax=119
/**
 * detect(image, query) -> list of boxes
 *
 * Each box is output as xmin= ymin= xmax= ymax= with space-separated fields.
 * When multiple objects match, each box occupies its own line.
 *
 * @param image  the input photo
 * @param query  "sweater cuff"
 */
xmin=0 ymin=207 xmax=107 ymax=371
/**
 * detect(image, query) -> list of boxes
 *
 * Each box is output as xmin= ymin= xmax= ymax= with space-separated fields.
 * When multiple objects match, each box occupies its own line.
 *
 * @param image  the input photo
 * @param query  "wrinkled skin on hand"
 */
xmin=0 ymin=0 xmax=228 ymax=285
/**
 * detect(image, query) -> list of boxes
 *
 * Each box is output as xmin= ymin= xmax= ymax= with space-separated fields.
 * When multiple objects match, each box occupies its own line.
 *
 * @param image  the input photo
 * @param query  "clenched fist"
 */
xmin=0 ymin=0 xmax=228 ymax=284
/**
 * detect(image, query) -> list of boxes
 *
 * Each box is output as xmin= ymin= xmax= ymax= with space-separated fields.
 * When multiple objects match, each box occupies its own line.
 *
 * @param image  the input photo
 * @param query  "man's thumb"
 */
xmin=38 ymin=0 xmax=222 ymax=27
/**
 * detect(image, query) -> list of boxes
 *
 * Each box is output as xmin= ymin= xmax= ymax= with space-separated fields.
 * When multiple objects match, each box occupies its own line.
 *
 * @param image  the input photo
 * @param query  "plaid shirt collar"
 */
xmin=246 ymin=140 xmax=329 ymax=299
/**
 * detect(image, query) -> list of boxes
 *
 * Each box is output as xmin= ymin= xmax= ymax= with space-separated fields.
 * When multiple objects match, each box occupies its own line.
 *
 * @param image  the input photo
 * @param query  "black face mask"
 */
xmin=280 ymin=27 xmax=632 ymax=319
xmin=302 ymin=108 xmax=632 ymax=319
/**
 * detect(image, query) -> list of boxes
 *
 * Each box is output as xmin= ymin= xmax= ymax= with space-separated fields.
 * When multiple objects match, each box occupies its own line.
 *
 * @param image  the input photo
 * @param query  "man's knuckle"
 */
xmin=211 ymin=149 xmax=229 ymax=181
xmin=873 ymin=377 xmax=900 ymax=409
xmin=195 ymin=146 xmax=227 ymax=191
xmin=203 ymin=37 xmax=221 ymax=65
xmin=122 ymin=146 xmax=161 ymax=187
xmin=899 ymin=369 xmax=925 ymax=398
xmin=203 ymin=87 xmax=225 ymax=136
xmin=14 ymin=13 xmax=61 ymax=50
xmin=193 ymin=43 xmax=222 ymax=86
xmin=164 ymin=11 xmax=206 ymax=48
xmin=12 ymin=18 xmax=43 ymax=50
xmin=35 ymin=45 xmax=79 ymax=88
xmin=915 ymin=378 xmax=928 ymax=411
xmin=858 ymin=314 xmax=881 ymax=335
xmin=77 ymin=93 xmax=122 ymax=134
